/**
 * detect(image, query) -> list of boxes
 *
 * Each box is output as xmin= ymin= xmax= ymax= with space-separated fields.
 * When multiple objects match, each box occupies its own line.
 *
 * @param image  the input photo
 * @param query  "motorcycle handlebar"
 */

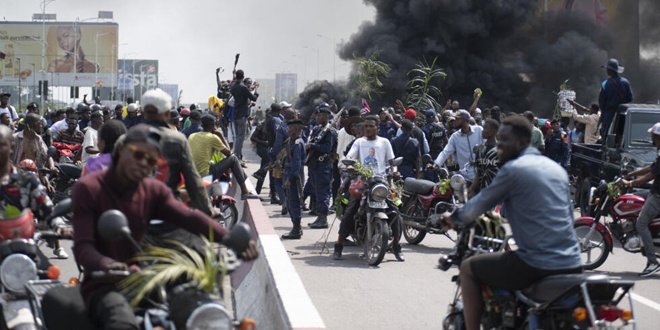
xmin=88 ymin=269 xmax=134 ymax=279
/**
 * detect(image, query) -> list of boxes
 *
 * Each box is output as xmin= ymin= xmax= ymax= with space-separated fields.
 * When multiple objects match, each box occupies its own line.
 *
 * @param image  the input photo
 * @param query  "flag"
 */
xmin=360 ymin=98 xmax=370 ymax=115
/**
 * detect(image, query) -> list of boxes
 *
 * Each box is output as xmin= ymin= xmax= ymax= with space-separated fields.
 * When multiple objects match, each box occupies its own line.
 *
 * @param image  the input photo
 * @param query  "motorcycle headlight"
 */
xmin=0 ymin=254 xmax=37 ymax=293
xmin=450 ymin=174 xmax=466 ymax=192
xmin=370 ymin=184 xmax=389 ymax=202
xmin=186 ymin=303 xmax=232 ymax=330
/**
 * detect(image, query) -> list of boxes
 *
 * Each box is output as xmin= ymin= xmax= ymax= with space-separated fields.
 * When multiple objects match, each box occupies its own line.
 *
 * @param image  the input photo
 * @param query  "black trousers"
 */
xmin=90 ymin=290 xmax=138 ymax=330
xmin=210 ymin=154 xmax=247 ymax=187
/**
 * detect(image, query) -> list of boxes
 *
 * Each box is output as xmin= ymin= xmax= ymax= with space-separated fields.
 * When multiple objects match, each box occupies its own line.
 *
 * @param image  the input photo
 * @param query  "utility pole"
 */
xmin=17 ymin=58 xmax=21 ymax=112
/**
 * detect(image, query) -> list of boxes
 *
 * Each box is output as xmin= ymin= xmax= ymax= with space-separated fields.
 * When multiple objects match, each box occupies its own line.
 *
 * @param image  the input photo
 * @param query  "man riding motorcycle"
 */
xmin=620 ymin=122 xmax=660 ymax=277
xmin=332 ymin=115 xmax=403 ymax=261
xmin=442 ymin=115 xmax=582 ymax=330
xmin=71 ymin=125 xmax=258 ymax=329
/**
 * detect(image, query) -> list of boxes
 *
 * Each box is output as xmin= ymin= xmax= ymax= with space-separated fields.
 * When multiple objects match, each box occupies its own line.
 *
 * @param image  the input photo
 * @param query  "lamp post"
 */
xmin=17 ymin=58 xmax=21 ymax=112
xmin=111 ymin=43 xmax=127 ymax=101
xmin=39 ymin=0 xmax=55 ymax=112
xmin=316 ymin=34 xmax=336 ymax=82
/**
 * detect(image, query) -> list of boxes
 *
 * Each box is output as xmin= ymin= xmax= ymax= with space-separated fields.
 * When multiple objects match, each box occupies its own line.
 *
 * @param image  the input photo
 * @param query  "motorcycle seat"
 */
xmin=41 ymin=285 xmax=95 ymax=329
xmin=522 ymin=274 xmax=590 ymax=304
xmin=57 ymin=163 xmax=82 ymax=179
xmin=403 ymin=178 xmax=436 ymax=195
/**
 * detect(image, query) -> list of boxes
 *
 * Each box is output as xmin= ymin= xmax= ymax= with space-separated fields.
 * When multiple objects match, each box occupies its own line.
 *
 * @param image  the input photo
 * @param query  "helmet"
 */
xmin=180 ymin=108 xmax=191 ymax=116
xmin=0 ymin=208 xmax=35 ymax=241
xmin=18 ymin=159 xmax=37 ymax=173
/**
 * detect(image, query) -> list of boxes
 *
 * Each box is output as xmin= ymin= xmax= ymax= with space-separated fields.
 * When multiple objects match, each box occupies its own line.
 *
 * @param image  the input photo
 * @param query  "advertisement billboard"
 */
xmin=0 ymin=21 xmax=118 ymax=87
xmin=117 ymin=59 xmax=158 ymax=100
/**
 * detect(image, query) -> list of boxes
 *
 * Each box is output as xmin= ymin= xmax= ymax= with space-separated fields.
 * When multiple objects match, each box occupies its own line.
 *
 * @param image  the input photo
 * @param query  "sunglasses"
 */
xmin=125 ymin=144 xmax=159 ymax=167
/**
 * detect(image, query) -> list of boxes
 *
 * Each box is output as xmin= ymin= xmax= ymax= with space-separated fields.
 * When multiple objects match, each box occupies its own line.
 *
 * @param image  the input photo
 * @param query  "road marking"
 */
xmin=631 ymin=293 xmax=660 ymax=312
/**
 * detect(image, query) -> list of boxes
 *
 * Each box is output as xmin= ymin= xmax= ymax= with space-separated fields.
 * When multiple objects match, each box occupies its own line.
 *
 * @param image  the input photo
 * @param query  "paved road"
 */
xmin=49 ymin=144 xmax=660 ymax=329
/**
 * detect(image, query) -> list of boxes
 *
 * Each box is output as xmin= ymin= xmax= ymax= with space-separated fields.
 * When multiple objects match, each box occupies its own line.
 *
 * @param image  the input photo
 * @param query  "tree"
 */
xmin=353 ymin=52 xmax=391 ymax=100
xmin=405 ymin=57 xmax=446 ymax=111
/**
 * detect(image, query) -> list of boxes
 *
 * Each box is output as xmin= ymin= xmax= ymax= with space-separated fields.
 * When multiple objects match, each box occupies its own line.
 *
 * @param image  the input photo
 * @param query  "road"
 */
xmin=49 ymin=144 xmax=660 ymax=329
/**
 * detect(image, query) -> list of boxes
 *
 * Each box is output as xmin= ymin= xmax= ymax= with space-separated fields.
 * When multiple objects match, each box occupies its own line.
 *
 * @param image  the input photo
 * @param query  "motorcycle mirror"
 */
xmin=342 ymin=159 xmax=356 ymax=167
xmin=97 ymin=209 xmax=131 ymax=241
xmin=392 ymin=157 xmax=404 ymax=166
xmin=51 ymin=198 xmax=73 ymax=219
xmin=222 ymin=222 xmax=252 ymax=255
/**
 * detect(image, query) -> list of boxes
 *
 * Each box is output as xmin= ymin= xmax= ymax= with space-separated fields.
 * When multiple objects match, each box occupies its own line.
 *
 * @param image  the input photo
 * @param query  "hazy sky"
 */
xmin=6 ymin=0 xmax=375 ymax=103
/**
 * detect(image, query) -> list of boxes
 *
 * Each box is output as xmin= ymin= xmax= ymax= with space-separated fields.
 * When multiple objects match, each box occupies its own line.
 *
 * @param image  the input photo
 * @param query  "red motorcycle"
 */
xmin=575 ymin=178 xmax=660 ymax=270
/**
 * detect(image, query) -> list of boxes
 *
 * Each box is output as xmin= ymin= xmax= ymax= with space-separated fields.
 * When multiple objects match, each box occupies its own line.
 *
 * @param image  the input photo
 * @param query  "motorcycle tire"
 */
xmin=215 ymin=200 xmax=239 ymax=230
xmin=367 ymin=219 xmax=389 ymax=267
xmin=402 ymin=202 xmax=427 ymax=245
xmin=574 ymin=223 xmax=610 ymax=270
xmin=442 ymin=311 xmax=465 ymax=330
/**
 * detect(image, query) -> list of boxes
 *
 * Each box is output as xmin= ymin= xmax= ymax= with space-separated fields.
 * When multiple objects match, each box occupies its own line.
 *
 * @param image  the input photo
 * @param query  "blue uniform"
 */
xmin=284 ymin=137 xmax=306 ymax=226
xmin=378 ymin=122 xmax=397 ymax=140
xmin=423 ymin=122 xmax=447 ymax=159
xmin=545 ymin=130 xmax=569 ymax=168
xmin=307 ymin=124 xmax=337 ymax=216
xmin=270 ymin=121 xmax=289 ymax=206
xmin=392 ymin=133 xmax=420 ymax=179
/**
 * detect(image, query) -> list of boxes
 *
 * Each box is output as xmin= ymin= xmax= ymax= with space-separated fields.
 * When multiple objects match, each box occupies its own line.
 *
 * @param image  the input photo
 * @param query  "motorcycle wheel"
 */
xmin=442 ymin=311 xmax=465 ymax=330
xmin=574 ymin=223 xmax=610 ymax=270
xmin=402 ymin=202 xmax=427 ymax=245
xmin=216 ymin=200 xmax=239 ymax=229
xmin=367 ymin=219 xmax=389 ymax=266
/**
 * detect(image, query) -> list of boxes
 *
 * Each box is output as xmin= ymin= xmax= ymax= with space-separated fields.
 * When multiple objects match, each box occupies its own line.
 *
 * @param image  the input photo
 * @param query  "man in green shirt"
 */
xmin=189 ymin=115 xmax=258 ymax=200
xmin=524 ymin=111 xmax=545 ymax=152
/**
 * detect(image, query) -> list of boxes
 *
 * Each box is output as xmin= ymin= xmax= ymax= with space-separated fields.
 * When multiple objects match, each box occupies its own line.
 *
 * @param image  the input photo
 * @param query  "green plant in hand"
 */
xmin=607 ymin=182 xmax=622 ymax=200
xmin=437 ymin=179 xmax=451 ymax=195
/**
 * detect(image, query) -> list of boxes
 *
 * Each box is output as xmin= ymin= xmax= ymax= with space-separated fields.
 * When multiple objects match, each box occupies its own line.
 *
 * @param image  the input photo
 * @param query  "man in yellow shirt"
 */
xmin=189 ymin=115 xmax=258 ymax=200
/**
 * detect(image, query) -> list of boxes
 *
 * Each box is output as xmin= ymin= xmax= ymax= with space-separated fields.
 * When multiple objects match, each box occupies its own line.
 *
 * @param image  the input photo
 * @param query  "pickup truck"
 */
xmin=571 ymin=104 xmax=660 ymax=213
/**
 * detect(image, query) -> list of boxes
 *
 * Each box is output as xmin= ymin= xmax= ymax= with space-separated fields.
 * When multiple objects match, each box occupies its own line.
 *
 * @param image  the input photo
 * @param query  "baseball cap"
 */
xmin=280 ymin=101 xmax=292 ymax=108
xmin=127 ymin=103 xmax=139 ymax=113
xmin=404 ymin=109 xmax=416 ymax=120
xmin=648 ymin=122 xmax=660 ymax=135
xmin=424 ymin=109 xmax=436 ymax=118
xmin=456 ymin=109 xmax=471 ymax=121
xmin=123 ymin=124 xmax=162 ymax=151
xmin=141 ymin=88 xmax=172 ymax=114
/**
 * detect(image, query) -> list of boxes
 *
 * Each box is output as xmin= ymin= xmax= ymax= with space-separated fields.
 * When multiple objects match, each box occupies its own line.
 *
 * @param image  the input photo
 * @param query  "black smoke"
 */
xmin=294 ymin=80 xmax=349 ymax=120
xmin=336 ymin=0 xmax=658 ymax=116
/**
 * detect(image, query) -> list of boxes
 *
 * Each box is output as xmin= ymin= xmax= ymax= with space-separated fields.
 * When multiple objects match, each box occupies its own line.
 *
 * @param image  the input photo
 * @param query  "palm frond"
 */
xmin=119 ymin=236 xmax=226 ymax=307
xmin=405 ymin=57 xmax=447 ymax=111
xmin=353 ymin=52 xmax=391 ymax=100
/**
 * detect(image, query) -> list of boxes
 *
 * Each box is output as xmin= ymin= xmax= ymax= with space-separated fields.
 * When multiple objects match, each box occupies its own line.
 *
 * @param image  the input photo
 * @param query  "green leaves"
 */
xmin=406 ymin=57 xmax=447 ymax=111
xmin=119 ymin=237 xmax=226 ymax=307
xmin=353 ymin=52 xmax=391 ymax=100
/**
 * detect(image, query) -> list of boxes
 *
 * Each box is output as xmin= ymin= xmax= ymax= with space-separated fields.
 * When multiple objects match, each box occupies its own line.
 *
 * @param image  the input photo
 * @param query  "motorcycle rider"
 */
xmin=620 ymin=122 xmax=660 ymax=277
xmin=332 ymin=115 xmax=404 ymax=261
xmin=442 ymin=115 xmax=582 ymax=330
xmin=72 ymin=125 xmax=258 ymax=329
xmin=434 ymin=109 xmax=483 ymax=183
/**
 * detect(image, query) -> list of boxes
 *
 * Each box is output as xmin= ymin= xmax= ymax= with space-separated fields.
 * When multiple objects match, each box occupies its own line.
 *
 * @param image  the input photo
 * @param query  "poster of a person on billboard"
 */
xmin=47 ymin=25 xmax=99 ymax=73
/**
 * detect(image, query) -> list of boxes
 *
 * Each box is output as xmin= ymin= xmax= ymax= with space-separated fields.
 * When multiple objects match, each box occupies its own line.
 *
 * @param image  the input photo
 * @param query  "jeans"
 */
xmin=637 ymin=193 xmax=660 ymax=264
xmin=233 ymin=117 xmax=248 ymax=159
xmin=210 ymin=154 xmax=247 ymax=188
xmin=91 ymin=290 xmax=139 ymax=330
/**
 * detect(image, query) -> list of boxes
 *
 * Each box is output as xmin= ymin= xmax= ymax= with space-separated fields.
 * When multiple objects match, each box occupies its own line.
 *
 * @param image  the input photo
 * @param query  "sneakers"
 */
xmin=640 ymin=262 xmax=660 ymax=277
xmin=54 ymin=247 xmax=69 ymax=259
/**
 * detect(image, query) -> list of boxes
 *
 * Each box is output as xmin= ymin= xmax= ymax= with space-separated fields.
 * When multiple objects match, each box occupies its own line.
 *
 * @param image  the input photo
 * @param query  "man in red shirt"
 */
xmin=72 ymin=124 xmax=257 ymax=329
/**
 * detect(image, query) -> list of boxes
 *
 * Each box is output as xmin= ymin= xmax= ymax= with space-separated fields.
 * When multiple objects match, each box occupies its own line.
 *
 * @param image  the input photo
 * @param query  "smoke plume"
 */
xmin=336 ymin=0 xmax=658 ymax=116
xmin=294 ymin=80 xmax=349 ymax=119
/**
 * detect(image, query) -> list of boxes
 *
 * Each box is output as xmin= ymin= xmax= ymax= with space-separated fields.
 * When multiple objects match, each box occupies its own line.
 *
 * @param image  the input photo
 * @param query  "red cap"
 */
xmin=404 ymin=109 xmax=416 ymax=120
xmin=181 ymin=108 xmax=191 ymax=116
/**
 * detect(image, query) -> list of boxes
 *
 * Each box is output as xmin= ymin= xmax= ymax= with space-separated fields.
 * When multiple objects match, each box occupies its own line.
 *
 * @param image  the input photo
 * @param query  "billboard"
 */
xmin=117 ymin=59 xmax=158 ymax=100
xmin=0 ymin=21 xmax=118 ymax=87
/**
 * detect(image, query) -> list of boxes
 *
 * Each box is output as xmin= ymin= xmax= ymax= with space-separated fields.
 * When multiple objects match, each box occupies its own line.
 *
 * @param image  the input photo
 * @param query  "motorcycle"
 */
xmin=43 ymin=147 xmax=81 ymax=203
xmin=439 ymin=213 xmax=637 ymax=330
xmin=0 ymin=199 xmax=72 ymax=330
xmin=33 ymin=210 xmax=256 ymax=330
xmin=575 ymin=177 xmax=660 ymax=270
xmin=340 ymin=157 xmax=403 ymax=266
xmin=203 ymin=173 xmax=239 ymax=229
xmin=400 ymin=167 xmax=467 ymax=245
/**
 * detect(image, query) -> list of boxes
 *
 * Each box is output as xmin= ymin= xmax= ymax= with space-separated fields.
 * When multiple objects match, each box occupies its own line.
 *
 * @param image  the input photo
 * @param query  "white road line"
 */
xmin=631 ymin=293 xmax=660 ymax=312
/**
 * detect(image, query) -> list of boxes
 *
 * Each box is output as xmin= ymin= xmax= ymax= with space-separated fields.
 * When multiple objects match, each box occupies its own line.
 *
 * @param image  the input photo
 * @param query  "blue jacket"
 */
xmin=598 ymin=75 xmax=632 ymax=131
xmin=284 ymin=137 xmax=305 ymax=181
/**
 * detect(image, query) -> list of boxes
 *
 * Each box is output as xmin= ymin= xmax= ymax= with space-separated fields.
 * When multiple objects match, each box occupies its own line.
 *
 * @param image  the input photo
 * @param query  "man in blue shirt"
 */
xmin=281 ymin=119 xmax=306 ymax=240
xmin=598 ymin=58 xmax=632 ymax=137
xmin=443 ymin=115 xmax=582 ymax=330
xmin=392 ymin=119 xmax=420 ymax=179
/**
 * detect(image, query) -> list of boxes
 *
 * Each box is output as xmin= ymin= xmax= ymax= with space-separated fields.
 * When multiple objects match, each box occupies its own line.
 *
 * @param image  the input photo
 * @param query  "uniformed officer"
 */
xmin=422 ymin=109 xmax=447 ymax=159
xmin=307 ymin=104 xmax=338 ymax=229
xmin=269 ymin=107 xmax=297 ymax=215
xmin=281 ymin=119 xmax=306 ymax=240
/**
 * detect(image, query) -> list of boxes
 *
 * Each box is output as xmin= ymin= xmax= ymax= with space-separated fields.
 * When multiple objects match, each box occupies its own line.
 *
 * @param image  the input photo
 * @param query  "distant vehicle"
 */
xmin=571 ymin=104 xmax=660 ymax=214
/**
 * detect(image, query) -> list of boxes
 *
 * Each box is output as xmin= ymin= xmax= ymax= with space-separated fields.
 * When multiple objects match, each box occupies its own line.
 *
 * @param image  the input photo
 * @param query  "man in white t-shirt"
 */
xmin=0 ymin=94 xmax=19 ymax=123
xmin=333 ymin=115 xmax=404 ymax=261
xmin=81 ymin=111 xmax=104 ymax=162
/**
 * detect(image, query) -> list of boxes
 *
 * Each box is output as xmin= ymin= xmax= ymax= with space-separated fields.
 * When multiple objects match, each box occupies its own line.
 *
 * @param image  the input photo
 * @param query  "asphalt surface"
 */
xmin=49 ymin=144 xmax=660 ymax=329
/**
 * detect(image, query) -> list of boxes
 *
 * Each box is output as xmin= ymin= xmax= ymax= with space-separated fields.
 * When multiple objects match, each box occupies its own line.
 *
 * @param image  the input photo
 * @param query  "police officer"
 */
xmin=307 ymin=104 xmax=338 ymax=229
xmin=545 ymin=119 xmax=569 ymax=168
xmin=422 ymin=109 xmax=447 ymax=159
xmin=269 ymin=106 xmax=297 ymax=215
xmin=281 ymin=119 xmax=307 ymax=239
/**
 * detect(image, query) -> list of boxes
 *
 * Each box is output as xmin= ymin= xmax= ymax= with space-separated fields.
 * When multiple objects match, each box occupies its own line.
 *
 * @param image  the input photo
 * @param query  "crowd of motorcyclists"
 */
xmin=0 ymin=55 xmax=653 ymax=329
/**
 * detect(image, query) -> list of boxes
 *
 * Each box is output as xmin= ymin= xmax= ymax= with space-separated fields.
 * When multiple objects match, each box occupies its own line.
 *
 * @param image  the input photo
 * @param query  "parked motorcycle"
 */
xmin=575 ymin=177 xmax=660 ymax=270
xmin=0 ymin=199 xmax=72 ymax=330
xmin=439 ymin=214 xmax=637 ymax=330
xmin=340 ymin=157 xmax=403 ymax=266
xmin=204 ymin=173 xmax=239 ymax=229
xmin=400 ymin=169 xmax=467 ymax=245
xmin=33 ymin=210 xmax=256 ymax=330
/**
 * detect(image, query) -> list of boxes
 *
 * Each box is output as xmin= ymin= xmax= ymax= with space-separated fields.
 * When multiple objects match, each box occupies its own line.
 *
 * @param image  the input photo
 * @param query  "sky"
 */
xmin=6 ymin=0 xmax=375 ymax=103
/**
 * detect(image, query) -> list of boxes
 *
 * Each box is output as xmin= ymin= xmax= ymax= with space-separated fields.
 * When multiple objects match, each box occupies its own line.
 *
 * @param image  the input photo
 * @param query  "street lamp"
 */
xmin=111 ymin=43 xmax=128 ymax=101
xmin=36 ymin=0 xmax=56 ymax=113
xmin=316 ymin=34 xmax=336 ymax=82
